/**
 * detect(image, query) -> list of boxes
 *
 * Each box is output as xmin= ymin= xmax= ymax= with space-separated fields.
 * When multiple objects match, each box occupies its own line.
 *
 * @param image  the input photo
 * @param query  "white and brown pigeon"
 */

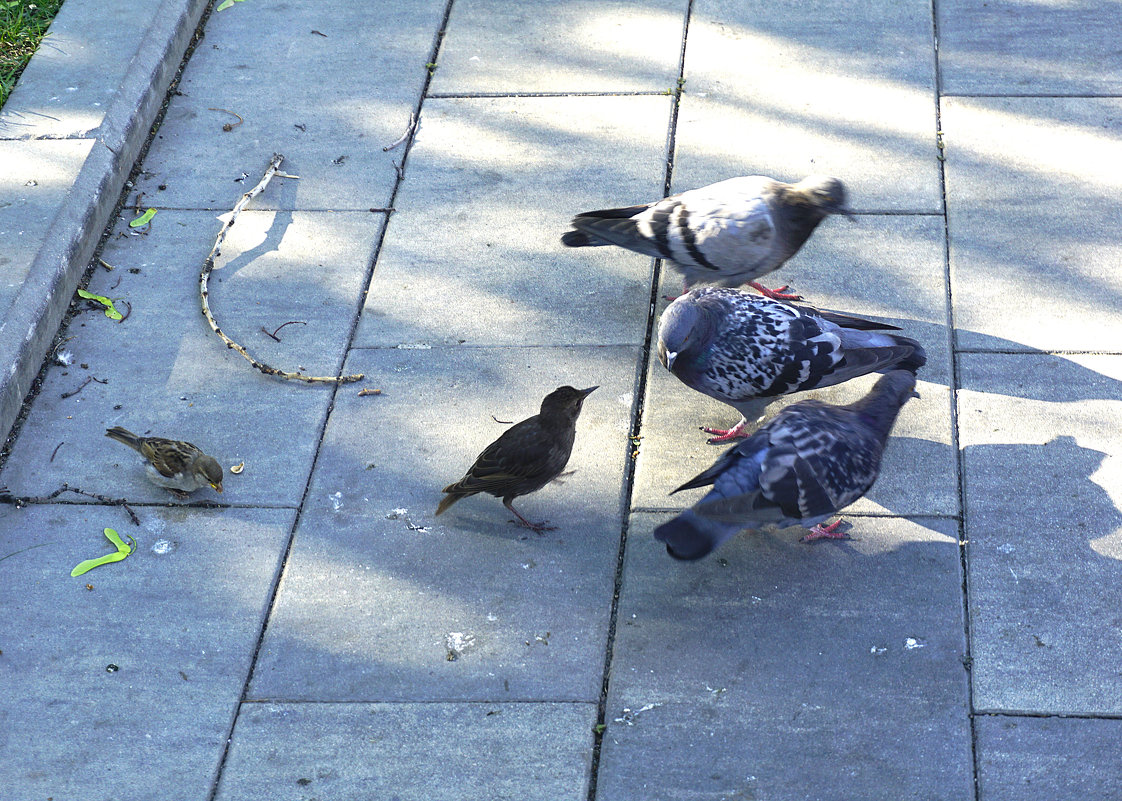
xmin=561 ymin=174 xmax=853 ymax=299
xmin=658 ymin=287 xmax=925 ymax=442
xmin=654 ymin=370 xmax=918 ymax=560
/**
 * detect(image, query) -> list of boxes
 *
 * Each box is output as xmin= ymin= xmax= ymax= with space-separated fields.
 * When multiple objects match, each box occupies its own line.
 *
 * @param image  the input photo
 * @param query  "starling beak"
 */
xmin=436 ymin=385 xmax=597 ymax=531
xmin=562 ymin=174 xmax=851 ymax=299
xmin=654 ymin=371 xmax=917 ymax=560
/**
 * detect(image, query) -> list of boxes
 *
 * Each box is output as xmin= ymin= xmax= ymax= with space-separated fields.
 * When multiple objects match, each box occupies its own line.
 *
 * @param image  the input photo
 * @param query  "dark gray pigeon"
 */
xmin=658 ymin=287 xmax=925 ymax=442
xmin=561 ymin=174 xmax=852 ymax=299
xmin=654 ymin=370 xmax=918 ymax=560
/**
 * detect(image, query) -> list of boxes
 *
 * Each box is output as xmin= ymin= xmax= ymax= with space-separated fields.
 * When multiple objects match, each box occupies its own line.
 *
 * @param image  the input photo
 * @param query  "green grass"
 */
xmin=0 ymin=0 xmax=65 ymax=108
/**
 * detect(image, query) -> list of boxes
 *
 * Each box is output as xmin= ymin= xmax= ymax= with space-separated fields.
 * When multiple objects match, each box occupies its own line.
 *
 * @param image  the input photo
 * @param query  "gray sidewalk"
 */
xmin=2 ymin=1 xmax=1122 ymax=799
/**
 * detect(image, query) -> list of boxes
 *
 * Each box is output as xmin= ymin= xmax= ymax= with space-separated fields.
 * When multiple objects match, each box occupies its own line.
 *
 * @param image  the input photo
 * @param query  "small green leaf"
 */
xmin=102 ymin=528 xmax=131 ymax=555
xmin=77 ymin=289 xmax=123 ymax=321
xmin=70 ymin=549 xmax=128 ymax=577
xmin=216 ymin=0 xmax=233 ymax=9
xmin=128 ymin=207 xmax=157 ymax=228
xmin=71 ymin=528 xmax=132 ymax=577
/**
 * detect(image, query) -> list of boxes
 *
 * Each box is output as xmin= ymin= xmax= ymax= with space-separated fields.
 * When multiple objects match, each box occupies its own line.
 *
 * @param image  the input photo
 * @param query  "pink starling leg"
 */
xmin=505 ymin=500 xmax=556 ymax=533
xmin=799 ymin=519 xmax=850 ymax=543
xmin=747 ymin=281 xmax=802 ymax=302
xmin=701 ymin=417 xmax=751 ymax=444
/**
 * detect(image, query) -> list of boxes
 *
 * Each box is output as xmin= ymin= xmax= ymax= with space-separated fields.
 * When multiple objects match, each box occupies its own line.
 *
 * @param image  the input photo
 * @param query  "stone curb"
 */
xmin=0 ymin=0 xmax=208 ymax=445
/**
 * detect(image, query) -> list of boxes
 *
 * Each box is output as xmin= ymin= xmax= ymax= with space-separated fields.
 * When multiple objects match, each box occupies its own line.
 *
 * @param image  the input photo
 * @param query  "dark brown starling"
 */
xmin=436 ymin=385 xmax=598 ymax=531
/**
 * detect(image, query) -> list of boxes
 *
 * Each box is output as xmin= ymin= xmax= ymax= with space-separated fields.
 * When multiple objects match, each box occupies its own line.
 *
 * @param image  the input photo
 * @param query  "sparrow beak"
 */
xmin=911 ymin=390 xmax=921 ymax=400
xmin=211 ymin=483 xmax=223 ymax=493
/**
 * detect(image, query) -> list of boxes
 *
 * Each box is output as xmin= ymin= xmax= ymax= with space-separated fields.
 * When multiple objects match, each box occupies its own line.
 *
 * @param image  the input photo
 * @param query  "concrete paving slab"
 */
xmin=975 ymin=715 xmax=1122 ymax=801
xmin=0 ymin=0 xmax=162 ymax=138
xmin=943 ymin=97 xmax=1122 ymax=353
xmin=357 ymin=95 xmax=670 ymax=347
xmin=938 ymin=1 xmax=1122 ymax=96
xmin=215 ymin=702 xmax=595 ymax=800
xmin=674 ymin=0 xmax=940 ymax=212
xmin=0 ymin=208 xmax=382 ymax=506
xmin=0 ymin=140 xmax=93 ymax=305
xmin=0 ymin=503 xmax=293 ymax=801
xmin=138 ymin=0 xmax=445 ymax=211
xmin=596 ymin=513 xmax=971 ymax=801
xmin=958 ymin=353 xmax=1122 ymax=714
xmin=633 ymin=214 xmax=956 ymax=517
xmin=250 ymin=345 xmax=637 ymax=702
xmin=432 ymin=0 xmax=687 ymax=94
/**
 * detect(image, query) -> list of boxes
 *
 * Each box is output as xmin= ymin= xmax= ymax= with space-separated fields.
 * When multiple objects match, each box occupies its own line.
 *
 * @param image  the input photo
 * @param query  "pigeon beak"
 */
xmin=580 ymin=386 xmax=599 ymax=397
xmin=665 ymin=351 xmax=678 ymax=370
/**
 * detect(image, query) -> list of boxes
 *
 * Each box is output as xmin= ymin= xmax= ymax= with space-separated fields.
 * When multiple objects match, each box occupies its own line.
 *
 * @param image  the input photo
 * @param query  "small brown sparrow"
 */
xmin=105 ymin=426 xmax=224 ymax=496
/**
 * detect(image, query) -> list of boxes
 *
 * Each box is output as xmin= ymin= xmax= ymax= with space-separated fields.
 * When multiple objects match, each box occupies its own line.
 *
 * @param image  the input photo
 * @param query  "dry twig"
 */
xmin=0 ymin=484 xmax=141 ymax=526
xmin=60 ymin=375 xmax=108 ymax=399
xmin=383 ymin=112 xmax=417 ymax=152
xmin=199 ymin=154 xmax=363 ymax=384
xmin=208 ymin=107 xmax=244 ymax=132
xmin=261 ymin=320 xmax=307 ymax=341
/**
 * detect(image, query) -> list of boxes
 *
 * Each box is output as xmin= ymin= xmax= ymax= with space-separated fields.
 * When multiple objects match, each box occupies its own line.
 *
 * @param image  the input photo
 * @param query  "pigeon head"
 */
xmin=799 ymin=175 xmax=854 ymax=219
xmin=873 ymin=369 xmax=919 ymax=405
xmin=653 ymin=511 xmax=730 ymax=561
xmin=540 ymin=385 xmax=597 ymax=421
xmin=851 ymin=370 xmax=918 ymax=437
xmin=657 ymin=293 xmax=715 ymax=373
xmin=194 ymin=455 xmax=225 ymax=493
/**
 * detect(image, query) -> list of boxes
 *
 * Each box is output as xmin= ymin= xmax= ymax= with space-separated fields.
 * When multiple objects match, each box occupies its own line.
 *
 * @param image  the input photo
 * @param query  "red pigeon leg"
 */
xmin=747 ymin=281 xmax=802 ymax=302
xmin=701 ymin=418 xmax=751 ymax=444
xmin=799 ymin=519 xmax=850 ymax=543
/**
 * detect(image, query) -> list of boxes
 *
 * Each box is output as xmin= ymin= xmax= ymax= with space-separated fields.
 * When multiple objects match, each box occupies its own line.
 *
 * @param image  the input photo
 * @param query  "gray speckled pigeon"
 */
xmin=654 ymin=370 xmax=918 ymax=560
xmin=561 ymin=174 xmax=852 ymax=299
xmin=658 ymin=287 xmax=925 ymax=442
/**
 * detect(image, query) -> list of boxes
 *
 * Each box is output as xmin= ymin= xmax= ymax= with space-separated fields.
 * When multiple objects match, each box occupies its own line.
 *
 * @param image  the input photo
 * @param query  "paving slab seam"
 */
xmin=974 ymin=710 xmax=1122 ymax=721
xmin=351 ymin=343 xmax=652 ymax=351
xmin=428 ymin=91 xmax=680 ymax=98
xmin=942 ymin=93 xmax=1122 ymax=99
xmin=932 ymin=3 xmax=981 ymax=797
xmin=586 ymin=5 xmax=694 ymax=799
xmin=240 ymin=697 xmax=605 ymax=705
xmin=203 ymin=1 xmax=460 ymax=797
xmin=955 ymin=349 xmax=1122 ymax=356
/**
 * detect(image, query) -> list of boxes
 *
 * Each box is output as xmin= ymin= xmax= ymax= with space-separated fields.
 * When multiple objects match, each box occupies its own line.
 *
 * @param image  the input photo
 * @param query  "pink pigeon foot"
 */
xmin=799 ymin=519 xmax=850 ymax=542
xmin=747 ymin=281 xmax=802 ymax=302
xmin=701 ymin=418 xmax=751 ymax=444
